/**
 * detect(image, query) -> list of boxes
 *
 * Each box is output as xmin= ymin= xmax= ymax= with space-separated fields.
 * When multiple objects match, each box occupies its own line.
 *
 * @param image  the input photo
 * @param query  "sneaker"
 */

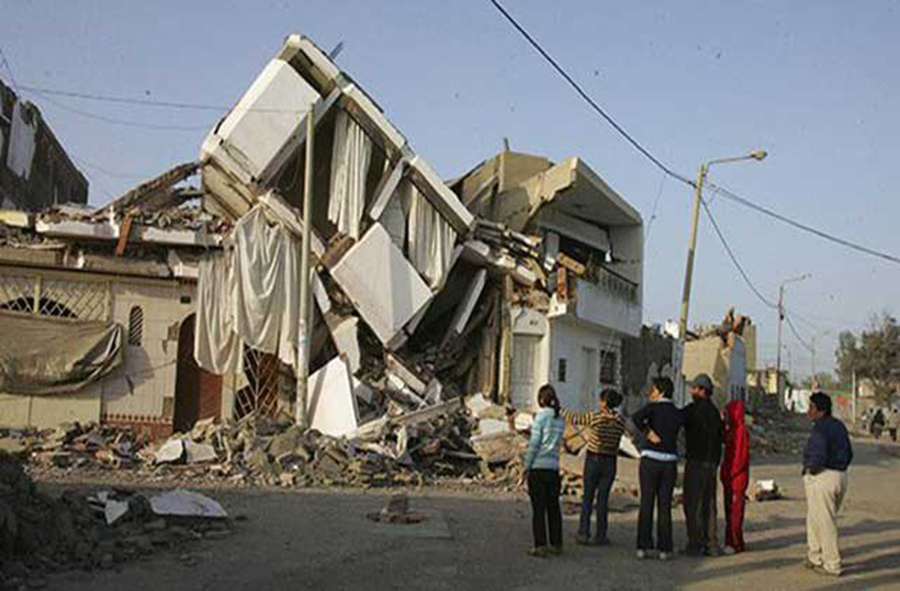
xmin=723 ymin=546 xmax=736 ymax=556
xmin=804 ymin=559 xmax=820 ymax=570
xmin=528 ymin=546 xmax=548 ymax=558
xmin=659 ymin=552 xmax=672 ymax=561
xmin=575 ymin=533 xmax=591 ymax=546
xmin=704 ymin=545 xmax=723 ymax=557
xmin=636 ymin=550 xmax=648 ymax=560
xmin=593 ymin=537 xmax=611 ymax=547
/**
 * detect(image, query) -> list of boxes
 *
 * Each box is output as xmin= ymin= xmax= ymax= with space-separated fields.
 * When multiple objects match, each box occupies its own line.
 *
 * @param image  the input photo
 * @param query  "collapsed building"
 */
xmin=0 ymin=34 xmax=644 ymax=442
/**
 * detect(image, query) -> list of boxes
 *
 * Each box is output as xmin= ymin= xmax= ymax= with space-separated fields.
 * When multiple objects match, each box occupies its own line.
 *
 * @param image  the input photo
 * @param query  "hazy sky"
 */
xmin=2 ymin=1 xmax=898 ymax=379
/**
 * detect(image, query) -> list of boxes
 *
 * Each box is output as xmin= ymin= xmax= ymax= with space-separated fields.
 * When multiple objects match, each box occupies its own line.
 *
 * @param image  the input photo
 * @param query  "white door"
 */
xmin=511 ymin=334 xmax=541 ymax=409
xmin=580 ymin=347 xmax=599 ymax=410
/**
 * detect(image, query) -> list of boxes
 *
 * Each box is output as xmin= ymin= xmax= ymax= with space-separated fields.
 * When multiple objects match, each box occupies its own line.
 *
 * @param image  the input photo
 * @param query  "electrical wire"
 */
xmin=17 ymin=84 xmax=311 ymax=114
xmin=0 ymin=47 xmax=21 ymax=93
xmin=487 ymin=0 xmax=692 ymax=186
xmin=31 ymin=89 xmax=213 ymax=132
xmin=699 ymin=197 xmax=778 ymax=309
xmin=705 ymin=180 xmax=900 ymax=265
xmin=644 ymin=171 xmax=667 ymax=246
xmin=784 ymin=311 xmax=814 ymax=353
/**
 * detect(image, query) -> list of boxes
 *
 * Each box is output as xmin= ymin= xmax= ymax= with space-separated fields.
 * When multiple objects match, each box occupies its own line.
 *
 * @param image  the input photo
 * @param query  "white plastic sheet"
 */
xmin=328 ymin=111 xmax=373 ymax=239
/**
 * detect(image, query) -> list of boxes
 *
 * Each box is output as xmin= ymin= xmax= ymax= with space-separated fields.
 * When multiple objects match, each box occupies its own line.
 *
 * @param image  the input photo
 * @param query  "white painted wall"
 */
xmin=547 ymin=317 xmax=622 ymax=411
xmin=572 ymin=278 xmax=642 ymax=337
xmin=101 ymin=280 xmax=196 ymax=421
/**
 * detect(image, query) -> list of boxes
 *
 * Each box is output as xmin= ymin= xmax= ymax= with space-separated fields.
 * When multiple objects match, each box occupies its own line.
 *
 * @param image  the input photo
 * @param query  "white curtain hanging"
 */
xmin=232 ymin=207 xmax=300 ymax=368
xmin=407 ymin=183 xmax=457 ymax=289
xmin=194 ymin=251 xmax=243 ymax=374
xmin=328 ymin=111 xmax=373 ymax=239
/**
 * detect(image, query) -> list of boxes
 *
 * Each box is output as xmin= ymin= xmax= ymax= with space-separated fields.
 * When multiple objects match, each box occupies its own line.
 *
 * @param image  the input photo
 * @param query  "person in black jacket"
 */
xmin=681 ymin=374 xmax=724 ymax=557
xmin=803 ymin=392 xmax=853 ymax=577
xmin=631 ymin=376 xmax=684 ymax=561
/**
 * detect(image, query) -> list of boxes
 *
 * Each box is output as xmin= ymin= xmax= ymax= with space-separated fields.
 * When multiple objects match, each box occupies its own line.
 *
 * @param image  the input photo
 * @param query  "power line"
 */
xmin=487 ymin=0 xmax=692 ymax=186
xmin=644 ymin=171 xmax=667 ymax=246
xmin=784 ymin=311 xmax=814 ymax=353
xmin=17 ymin=84 xmax=310 ymax=114
xmin=705 ymin=180 xmax=900 ymax=265
xmin=0 ymin=47 xmax=21 ymax=93
xmin=31 ymin=89 xmax=213 ymax=132
xmin=699 ymin=197 xmax=778 ymax=309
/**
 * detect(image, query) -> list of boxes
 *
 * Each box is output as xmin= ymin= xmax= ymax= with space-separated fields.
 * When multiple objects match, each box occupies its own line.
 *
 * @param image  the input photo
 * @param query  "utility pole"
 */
xmin=852 ymin=369 xmax=857 ymax=428
xmin=811 ymin=335 xmax=817 ymax=388
xmin=295 ymin=110 xmax=315 ymax=428
xmin=775 ymin=273 xmax=811 ymax=406
xmin=776 ymin=285 xmax=784 ymax=406
xmin=678 ymin=164 xmax=707 ymax=342
xmin=676 ymin=150 xmax=767 ymax=407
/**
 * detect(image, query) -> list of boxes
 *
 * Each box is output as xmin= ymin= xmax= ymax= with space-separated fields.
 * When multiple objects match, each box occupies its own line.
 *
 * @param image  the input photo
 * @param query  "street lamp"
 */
xmin=674 ymin=150 xmax=767 ymax=406
xmin=776 ymin=273 xmax=811 ymax=407
xmin=677 ymin=150 xmax=768 ymax=340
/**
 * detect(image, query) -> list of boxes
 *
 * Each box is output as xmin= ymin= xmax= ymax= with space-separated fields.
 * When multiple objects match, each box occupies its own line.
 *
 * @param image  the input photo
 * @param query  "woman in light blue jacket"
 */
xmin=525 ymin=384 xmax=566 ymax=557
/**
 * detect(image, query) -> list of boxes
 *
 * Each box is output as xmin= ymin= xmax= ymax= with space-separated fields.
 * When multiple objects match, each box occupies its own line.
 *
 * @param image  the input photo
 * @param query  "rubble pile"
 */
xmin=0 ymin=451 xmax=232 ymax=590
xmin=10 ymin=397 xmax=541 ymax=491
xmin=746 ymin=406 xmax=809 ymax=455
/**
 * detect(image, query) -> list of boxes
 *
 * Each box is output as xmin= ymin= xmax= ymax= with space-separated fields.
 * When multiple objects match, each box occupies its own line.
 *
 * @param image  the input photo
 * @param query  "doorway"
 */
xmin=174 ymin=314 xmax=224 ymax=433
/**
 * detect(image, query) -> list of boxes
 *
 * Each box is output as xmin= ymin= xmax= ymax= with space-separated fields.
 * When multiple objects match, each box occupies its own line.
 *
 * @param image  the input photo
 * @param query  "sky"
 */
xmin=2 ymin=1 xmax=898 ymax=380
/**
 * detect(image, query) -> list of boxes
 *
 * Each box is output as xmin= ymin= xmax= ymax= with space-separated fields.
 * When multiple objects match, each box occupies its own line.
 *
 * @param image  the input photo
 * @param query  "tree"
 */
xmin=836 ymin=312 xmax=900 ymax=406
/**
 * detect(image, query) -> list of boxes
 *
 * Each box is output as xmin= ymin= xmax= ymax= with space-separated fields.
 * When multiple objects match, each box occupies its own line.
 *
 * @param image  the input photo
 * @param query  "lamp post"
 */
xmin=776 ymin=273 xmax=811 ymax=407
xmin=676 ymin=150 xmax=767 ymax=405
xmin=678 ymin=150 xmax=767 ymax=340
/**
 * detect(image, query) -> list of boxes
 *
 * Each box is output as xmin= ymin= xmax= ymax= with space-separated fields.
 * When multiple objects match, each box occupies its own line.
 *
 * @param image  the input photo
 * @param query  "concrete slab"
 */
xmin=307 ymin=356 xmax=359 ymax=437
xmin=331 ymin=223 xmax=432 ymax=346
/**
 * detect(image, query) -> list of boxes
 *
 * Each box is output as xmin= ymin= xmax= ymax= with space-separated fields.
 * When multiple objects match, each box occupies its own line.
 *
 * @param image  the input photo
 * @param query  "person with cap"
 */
xmin=681 ymin=373 xmax=724 ymax=557
xmin=803 ymin=392 xmax=852 ymax=577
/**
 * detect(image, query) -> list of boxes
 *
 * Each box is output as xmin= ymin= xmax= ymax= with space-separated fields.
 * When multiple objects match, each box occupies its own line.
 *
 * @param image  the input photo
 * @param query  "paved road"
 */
xmin=47 ymin=439 xmax=900 ymax=591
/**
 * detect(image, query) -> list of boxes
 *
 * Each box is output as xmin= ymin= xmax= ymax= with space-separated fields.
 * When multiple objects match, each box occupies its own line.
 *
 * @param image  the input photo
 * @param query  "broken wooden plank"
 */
xmin=367 ymin=157 xmax=407 ymax=223
xmin=557 ymin=252 xmax=586 ymax=276
xmin=114 ymin=215 xmax=134 ymax=257
xmin=389 ymin=398 xmax=462 ymax=428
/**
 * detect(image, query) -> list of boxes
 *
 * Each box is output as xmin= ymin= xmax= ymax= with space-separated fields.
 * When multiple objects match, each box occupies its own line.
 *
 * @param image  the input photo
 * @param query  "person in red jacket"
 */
xmin=721 ymin=400 xmax=750 ymax=554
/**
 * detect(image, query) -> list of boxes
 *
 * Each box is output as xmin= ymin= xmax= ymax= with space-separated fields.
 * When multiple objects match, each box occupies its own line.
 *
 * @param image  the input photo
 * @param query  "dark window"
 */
xmin=558 ymin=358 xmax=568 ymax=383
xmin=128 ymin=306 xmax=144 ymax=346
xmin=600 ymin=350 xmax=617 ymax=384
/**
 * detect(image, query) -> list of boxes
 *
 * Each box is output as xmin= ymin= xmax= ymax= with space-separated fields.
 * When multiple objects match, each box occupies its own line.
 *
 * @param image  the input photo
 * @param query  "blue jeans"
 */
xmin=579 ymin=452 xmax=617 ymax=541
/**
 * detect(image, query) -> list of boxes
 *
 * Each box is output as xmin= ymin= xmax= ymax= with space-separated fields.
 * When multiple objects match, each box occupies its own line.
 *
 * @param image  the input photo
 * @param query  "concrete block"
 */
xmin=307 ymin=356 xmax=360 ymax=437
xmin=331 ymin=223 xmax=432 ymax=345
xmin=328 ymin=317 xmax=361 ymax=375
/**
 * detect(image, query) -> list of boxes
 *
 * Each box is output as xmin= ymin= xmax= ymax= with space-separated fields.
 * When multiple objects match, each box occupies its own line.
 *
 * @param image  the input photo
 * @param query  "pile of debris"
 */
xmin=10 ymin=394 xmax=542 ymax=491
xmin=746 ymin=407 xmax=809 ymax=456
xmin=0 ymin=451 xmax=232 ymax=590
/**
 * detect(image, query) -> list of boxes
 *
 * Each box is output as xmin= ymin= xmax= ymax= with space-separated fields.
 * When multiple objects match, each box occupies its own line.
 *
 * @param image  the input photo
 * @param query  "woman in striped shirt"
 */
xmin=563 ymin=389 xmax=627 ymax=546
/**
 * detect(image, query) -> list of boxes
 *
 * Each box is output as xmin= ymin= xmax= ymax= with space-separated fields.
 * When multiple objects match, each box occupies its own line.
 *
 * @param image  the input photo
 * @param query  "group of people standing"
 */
xmin=523 ymin=377 xmax=854 ymax=577
xmin=523 ymin=374 xmax=748 ymax=559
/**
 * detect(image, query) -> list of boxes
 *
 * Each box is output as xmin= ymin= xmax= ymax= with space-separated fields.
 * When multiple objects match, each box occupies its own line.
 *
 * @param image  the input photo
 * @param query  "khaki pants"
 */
xmin=804 ymin=470 xmax=848 ymax=574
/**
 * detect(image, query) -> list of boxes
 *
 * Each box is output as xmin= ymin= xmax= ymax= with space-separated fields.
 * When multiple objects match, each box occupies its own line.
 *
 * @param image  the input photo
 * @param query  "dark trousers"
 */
xmin=683 ymin=460 xmax=720 ymax=551
xmin=637 ymin=458 xmax=677 ymax=552
xmin=579 ymin=453 xmax=617 ymax=541
xmin=528 ymin=469 xmax=562 ymax=548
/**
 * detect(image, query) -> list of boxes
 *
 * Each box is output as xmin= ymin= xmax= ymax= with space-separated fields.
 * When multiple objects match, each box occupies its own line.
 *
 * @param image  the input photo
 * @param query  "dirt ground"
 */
xmin=37 ymin=438 xmax=900 ymax=591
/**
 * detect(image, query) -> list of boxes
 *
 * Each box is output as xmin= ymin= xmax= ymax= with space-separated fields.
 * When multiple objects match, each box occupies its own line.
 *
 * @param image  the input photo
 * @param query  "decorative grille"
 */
xmin=234 ymin=347 xmax=294 ymax=420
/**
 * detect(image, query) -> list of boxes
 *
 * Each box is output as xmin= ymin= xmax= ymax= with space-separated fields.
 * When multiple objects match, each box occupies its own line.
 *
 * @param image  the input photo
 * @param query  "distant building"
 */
xmin=0 ymin=79 xmax=88 ymax=211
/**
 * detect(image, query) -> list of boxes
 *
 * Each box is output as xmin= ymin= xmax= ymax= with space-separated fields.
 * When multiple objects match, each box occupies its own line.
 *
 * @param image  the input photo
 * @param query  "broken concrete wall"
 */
xmin=621 ymin=325 xmax=677 ymax=415
xmin=0 ymin=79 xmax=89 ymax=213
